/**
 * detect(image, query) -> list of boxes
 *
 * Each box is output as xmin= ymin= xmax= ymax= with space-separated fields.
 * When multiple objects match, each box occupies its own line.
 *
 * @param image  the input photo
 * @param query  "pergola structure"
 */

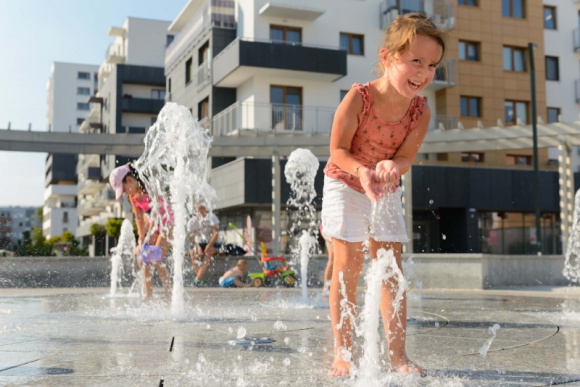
xmin=401 ymin=120 xmax=580 ymax=254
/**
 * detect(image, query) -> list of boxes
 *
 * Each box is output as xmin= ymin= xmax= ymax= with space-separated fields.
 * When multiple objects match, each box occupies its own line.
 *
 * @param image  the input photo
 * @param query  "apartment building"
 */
xmin=0 ymin=207 xmax=41 ymax=248
xmin=76 ymin=17 xmax=170 ymax=255
xmin=44 ymin=62 xmax=99 ymax=239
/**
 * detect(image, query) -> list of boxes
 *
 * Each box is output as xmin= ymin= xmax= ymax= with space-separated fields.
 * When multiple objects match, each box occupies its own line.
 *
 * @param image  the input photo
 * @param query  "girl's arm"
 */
xmin=130 ymin=197 xmax=147 ymax=244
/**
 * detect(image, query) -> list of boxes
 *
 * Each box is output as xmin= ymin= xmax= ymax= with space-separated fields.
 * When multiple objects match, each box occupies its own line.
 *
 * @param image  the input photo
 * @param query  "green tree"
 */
xmin=60 ymin=231 xmax=87 ymax=256
xmin=36 ymin=207 xmax=43 ymax=223
xmin=106 ymin=218 xmax=124 ymax=246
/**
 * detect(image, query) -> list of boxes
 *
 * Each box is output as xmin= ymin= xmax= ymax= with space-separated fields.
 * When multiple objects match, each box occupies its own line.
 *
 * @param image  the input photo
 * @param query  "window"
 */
xmin=63 ymin=212 xmax=68 ymax=223
xmin=340 ymin=33 xmax=364 ymax=55
xmin=340 ymin=90 xmax=349 ymax=102
xmin=545 ymin=56 xmax=559 ymax=81
xmin=271 ymin=85 xmax=302 ymax=130
xmin=77 ymin=87 xmax=91 ymax=95
xmin=270 ymin=25 xmax=302 ymax=44
xmin=150 ymin=117 xmax=157 ymax=125
xmin=199 ymin=42 xmax=210 ymax=65
xmin=198 ymin=97 xmax=209 ymax=120
xmin=166 ymin=34 xmax=175 ymax=47
xmin=504 ymin=100 xmax=528 ymax=125
xmin=458 ymin=0 xmax=477 ymax=5
xmin=460 ymin=96 xmax=481 ymax=117
xmin=76 ymin=118 xmax=84 ymax=125
xmin=502 ymin=0 xmax=524 ymax=18
xmin=503 ymin=46 xmax=526 ymax=72
xmin=185 ymin=57 xmax=193 ymax=85
xmin=77 ymin=102 xmax=90 ymax=111
xmin=506 ymin=154 xmax=532 ymax=166
xmin=547 ymin=107 xmax=560 ymax=123
xmin=461 ymin=152 xmax=484 ymax=162
xmin=459 ymin=41 xmax=479 ymax=61
xmin=168 ymin=78 xmax=172 ymax=93
xmin=77 ymin=72 xmax=91 ymax=80
xmin=151 ymin=89 xmax=166 ymax=100
xmin=544 ymin=6 xmax=556 ymax=29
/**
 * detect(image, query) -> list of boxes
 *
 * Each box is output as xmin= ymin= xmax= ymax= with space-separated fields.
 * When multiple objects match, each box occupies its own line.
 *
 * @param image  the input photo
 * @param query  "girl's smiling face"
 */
xmin=381 ymin=34 xmax=443 ymax=99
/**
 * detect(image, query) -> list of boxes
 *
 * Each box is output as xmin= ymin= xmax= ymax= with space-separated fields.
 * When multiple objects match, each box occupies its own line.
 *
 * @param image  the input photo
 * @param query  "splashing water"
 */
xmin=284 ymin=148 xmax=319 ymax=294
xmin=299 ymin=230 xmax=316 ymax=300
xmin=563 ymin=189 xmax=580 ymax=282
xmin=479 ymin=323 xmax=501 ymax=358
xmin=134 ymin=102 xmax=216 ymax=314
xmin=109 ymin=219 xmax=136 ymax=297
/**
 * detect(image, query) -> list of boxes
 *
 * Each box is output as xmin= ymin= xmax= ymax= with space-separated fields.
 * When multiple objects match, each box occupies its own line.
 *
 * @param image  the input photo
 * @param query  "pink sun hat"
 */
xmin=109 ymin=165 xmax=131 ymax=200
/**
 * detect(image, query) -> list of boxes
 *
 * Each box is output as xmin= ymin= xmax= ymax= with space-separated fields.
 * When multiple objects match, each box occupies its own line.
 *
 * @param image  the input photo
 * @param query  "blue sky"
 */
xmin=0 ymin=0 xmax=187 ymax=206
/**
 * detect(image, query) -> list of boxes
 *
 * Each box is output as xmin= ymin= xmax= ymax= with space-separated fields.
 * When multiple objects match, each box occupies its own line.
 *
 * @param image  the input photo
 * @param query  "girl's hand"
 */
xmin=358 ymin=167 xmax=383 ymax=202
xmin=375 ymin=160 xmax=400 ymax=185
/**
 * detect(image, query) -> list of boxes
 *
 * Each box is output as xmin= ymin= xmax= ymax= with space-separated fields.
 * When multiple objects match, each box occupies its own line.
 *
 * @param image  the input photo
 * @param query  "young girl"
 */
xmin=321 ymin=14 xmax=445 ymax=377
xmin=109 ymin=163 xmax=172 ymax=301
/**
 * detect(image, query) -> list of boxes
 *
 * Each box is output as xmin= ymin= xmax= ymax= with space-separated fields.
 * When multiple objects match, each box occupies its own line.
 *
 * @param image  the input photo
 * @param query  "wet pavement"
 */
xmin=2 ymin=286 xmax=580 ymax=386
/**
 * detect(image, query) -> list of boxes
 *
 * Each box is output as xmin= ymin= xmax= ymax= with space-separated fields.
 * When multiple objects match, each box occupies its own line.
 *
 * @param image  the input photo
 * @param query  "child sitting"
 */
xmin=219 ymin=259 xmax=253 ymax=288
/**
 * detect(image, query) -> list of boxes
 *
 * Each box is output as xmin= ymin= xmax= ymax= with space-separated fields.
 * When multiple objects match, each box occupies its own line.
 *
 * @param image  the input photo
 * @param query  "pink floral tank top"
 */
xmin=324 ymin=82 xmax=425 ymax=193
xmin=131 ymin=194 xmax=174 ymax=226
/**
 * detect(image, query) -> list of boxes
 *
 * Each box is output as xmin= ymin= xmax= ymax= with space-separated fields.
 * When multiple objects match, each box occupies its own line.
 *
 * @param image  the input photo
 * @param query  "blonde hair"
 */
xmin=376 ymin=13 xmax=446 ymax=76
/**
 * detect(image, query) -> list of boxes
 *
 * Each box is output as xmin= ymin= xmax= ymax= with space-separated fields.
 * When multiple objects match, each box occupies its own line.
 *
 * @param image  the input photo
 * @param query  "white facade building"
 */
xmin=76 ymin=18 xmax=170 ymax=254
xmin=543 ymin=0 xmax=580 ymax=171
xmin=0 ymin=207 xmax=42 ymax=247
xmin=44 ymin=62 xmax=98 ymax=239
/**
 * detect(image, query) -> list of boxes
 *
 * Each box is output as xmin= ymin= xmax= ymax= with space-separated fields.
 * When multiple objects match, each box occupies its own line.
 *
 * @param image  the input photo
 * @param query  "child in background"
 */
xmin=218 ymin=259 xmax=253 ymax=288
xmin=320 ymin=223 xmax=334 ymax=294
xmin=109 ymin=163 xmax=172 ymax=301
xmin=188 ymin=204 xmax=220 ymax=286
xmin=321 ymin=13 xmax=445 ymax=377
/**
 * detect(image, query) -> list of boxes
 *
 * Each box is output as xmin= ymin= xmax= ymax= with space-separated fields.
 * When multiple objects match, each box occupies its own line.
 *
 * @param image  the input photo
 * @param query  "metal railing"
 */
xmin=380 ymin=0 xmax=455 ymax=30
xmin=434 ymin=114 xmax=458 ymax=130
xmin=211 ymin=102 xmax=335 ymax=136
xmin=434 ymin=58 xmax=457 ymax=85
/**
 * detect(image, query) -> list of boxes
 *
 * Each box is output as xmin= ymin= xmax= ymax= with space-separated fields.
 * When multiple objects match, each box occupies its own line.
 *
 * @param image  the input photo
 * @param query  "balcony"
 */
xmin=106 ymin=42 xmax=125 ymax=64
xmin=195 ymin=61 xmax=211 ymax=89
xmin=212 ymin=102 xmax=335 ymax=136
xmin=427 ymin=58 xmax=457 ymax=91
xmin=121 ymin=97 xmax=165 ymax=114
xmin=77 ymin=188 xmax=115 ymax=217
xmin=433 ymin=114 xmax=458 ymax=130
xmin=78 ymin=177 xmax=105 ymax=196
xmin=212 ymin=38 xmax=347 ymax=87
xmin=380 ymin=0 xmax=455 ymax=30
xmin=165 ymin=0 xmax=235 ymax=71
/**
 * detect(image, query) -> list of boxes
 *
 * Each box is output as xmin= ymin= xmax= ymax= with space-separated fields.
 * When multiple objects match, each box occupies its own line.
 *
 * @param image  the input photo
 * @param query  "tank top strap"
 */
xmin=408 ymin=95 xmax=426 ymax=132
xmin=353 ymin=82 xmax=373 ymax=127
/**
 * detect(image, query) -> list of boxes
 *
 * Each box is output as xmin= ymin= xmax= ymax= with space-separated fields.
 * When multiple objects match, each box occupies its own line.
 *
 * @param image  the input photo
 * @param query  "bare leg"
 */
xmin=142 ymin=263 xmax=154 ymax=300
xmin=328 ymin=239 xmax=364 ymax=377
xmin=370 ymin=241 xmax=425 ymax=377
xmin=155 ymin=261 xmax=172 ymax=301
xmin=195 ymin=255 xmax=211 ymax=281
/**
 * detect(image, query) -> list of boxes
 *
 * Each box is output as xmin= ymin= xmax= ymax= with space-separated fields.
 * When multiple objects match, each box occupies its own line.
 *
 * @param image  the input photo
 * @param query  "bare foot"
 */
xmin=390 ymin=357 xmax=426 ymax=377
xmin=328 ymin=358 xmax=350 ymax=378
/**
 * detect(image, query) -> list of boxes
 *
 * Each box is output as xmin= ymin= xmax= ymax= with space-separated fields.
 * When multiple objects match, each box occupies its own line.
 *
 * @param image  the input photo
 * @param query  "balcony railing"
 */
xmin=434 ymin=114 xmax=458 ymax=130
xmin=429 ymin=58 xmax=457 ymax=90
xmin=212 ymin=102 xmax=335 ymax=136
xmin=196 ymin=61 xmax=211 ymax=89
xmin=380 ymin=0 xmax=455 ymax=30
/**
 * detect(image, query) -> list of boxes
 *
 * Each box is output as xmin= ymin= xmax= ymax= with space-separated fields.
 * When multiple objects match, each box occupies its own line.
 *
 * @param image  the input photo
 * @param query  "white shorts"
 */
xmin=321 ymin=176 xmax=409 ymax=243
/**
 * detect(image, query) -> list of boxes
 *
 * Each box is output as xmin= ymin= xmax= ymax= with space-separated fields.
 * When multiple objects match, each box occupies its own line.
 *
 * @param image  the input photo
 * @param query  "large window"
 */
xmin=547 ymin=107 xmax=560 ymax=123
xmin=506 ymin=154 xmax=532 ymax=166
xmin=544 ymin=6 xmax=556 ymax=29
xmin=198 ymin=97 xmax=209 ymax=120
xmin=459 ymin=41 xmax=479 ymax=61
xmin=166 ymin=34 xmax=175 ymax=47
xmin=340 ymin=33 xmax=364 ymax=55
xmin=502 ymin=0 xmax=524 ymax=19
xmin=77 ymin=102 xmax=90 ymax=111
xmin=503 ymin=46 xmax=526 ymax=72
xmin=460 ymin=96 xmax=481 ymax=117
xmin=458 ymin=0 xmax=477 ymax=6
xmin=199 ymin=42 xmax=210 ymax=64
xmin=151 ymin=89 xmax=166 ymax=100
xmin=504 ymin=100 xmax=528 ymax=125
xmin=270 ymin=25 xmax=302 ymax=44
xmin=271 ymin=85 xmax=302 ymax=131
xmin=461 ymin=152 xmax=484 ymax=162
xmin=545 ymin=56 xmax=559 ymax=81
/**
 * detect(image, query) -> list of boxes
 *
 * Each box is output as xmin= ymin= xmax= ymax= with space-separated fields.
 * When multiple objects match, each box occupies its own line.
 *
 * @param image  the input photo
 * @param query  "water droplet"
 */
xmin=442 ymin=234 xmax=447 ymax=240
